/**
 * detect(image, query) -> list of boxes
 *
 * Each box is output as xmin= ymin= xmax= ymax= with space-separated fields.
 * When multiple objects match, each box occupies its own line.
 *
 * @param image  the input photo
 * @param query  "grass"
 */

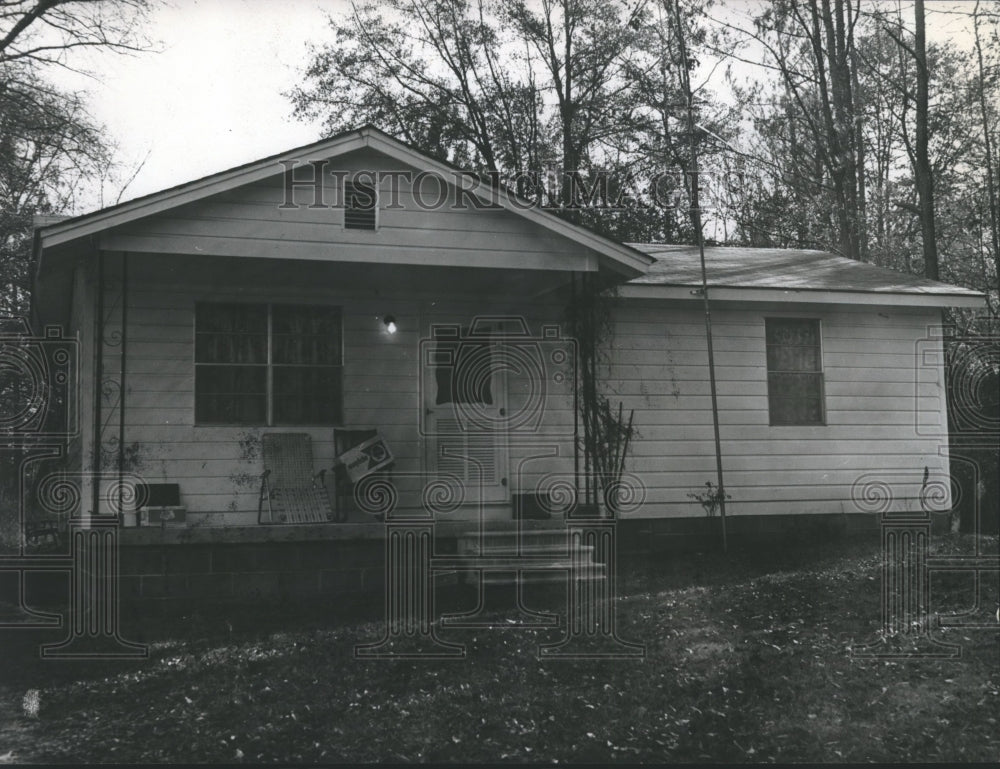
xmin=0 ymin=534 xmax=997 ymax=763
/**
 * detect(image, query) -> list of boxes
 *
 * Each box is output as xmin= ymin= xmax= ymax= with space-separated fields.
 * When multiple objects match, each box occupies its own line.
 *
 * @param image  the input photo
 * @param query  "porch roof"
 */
xmin=622 ymin=244 xmax=986 ymax=308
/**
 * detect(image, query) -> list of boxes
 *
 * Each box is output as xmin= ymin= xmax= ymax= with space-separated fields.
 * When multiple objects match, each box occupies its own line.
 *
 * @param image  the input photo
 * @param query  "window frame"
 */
xmin=194 ymin=301 xmax=344 ymax=427
xmin=343 ymin=178 xmax=379 ymax=231
xmin=764 ymin=316 xmax=827 ymax=427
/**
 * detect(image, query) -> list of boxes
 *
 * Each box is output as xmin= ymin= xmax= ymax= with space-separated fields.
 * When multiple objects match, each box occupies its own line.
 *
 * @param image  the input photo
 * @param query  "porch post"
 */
xmin=117 ymin=253 xmax=128 ymax=523
xmin=90 ymin=249 xmax=103 ymax=518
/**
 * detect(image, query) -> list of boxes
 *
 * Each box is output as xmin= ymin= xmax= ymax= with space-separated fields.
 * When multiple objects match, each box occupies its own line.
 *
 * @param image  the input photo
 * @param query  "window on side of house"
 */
xmin=195 ymin=303 xmax=343 ymax=426
xmin=343 ymin=178 xmax=377 ymax=230
xmin=765 ymin=317 xmax=825 ymax=426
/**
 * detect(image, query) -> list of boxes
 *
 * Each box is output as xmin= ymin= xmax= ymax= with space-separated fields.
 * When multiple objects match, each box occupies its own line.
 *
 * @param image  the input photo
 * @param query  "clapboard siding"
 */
xmin=74 ymin=247 xmax=953 ymax=524
xmin=105 ymin=148 xmax=596 ymax=272
xmin=607 ymin=299 xmax=949 ymax=518
xmin=84 ymin=254 xmax=576 ymax=518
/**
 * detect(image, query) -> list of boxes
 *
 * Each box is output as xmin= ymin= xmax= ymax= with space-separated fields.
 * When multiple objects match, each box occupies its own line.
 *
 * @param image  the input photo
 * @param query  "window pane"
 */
xmin=765 ymin=317 xmax=824 ymax=426
xmin=769 ymin=396 xmax=824 ymax=426
xmin=272 ymin=306 xmax=342 ymax=365
xmin=194 ymin=303 xmax=343 ymax=426
xmin=195 ymin=304 xmax=267 ymax=364
xmin=767 ymin=373 xmax=823 ymax=425
xmin=766 ymin=318 xmax=819 ymax=347
xmin=273 ymin=367 xmax=342 ymax=424
xmin=195 ymin=365 xmax=266 ymax=423
xmin=434 ymin=340 xmax=494 ymax=406
xmin=766 ymin=344 xmax=821 ymax=372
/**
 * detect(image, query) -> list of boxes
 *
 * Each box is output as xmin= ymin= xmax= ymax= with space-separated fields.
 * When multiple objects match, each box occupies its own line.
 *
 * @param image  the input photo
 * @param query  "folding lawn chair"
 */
xmin=258 ymin=433 xmax=333 ymax=524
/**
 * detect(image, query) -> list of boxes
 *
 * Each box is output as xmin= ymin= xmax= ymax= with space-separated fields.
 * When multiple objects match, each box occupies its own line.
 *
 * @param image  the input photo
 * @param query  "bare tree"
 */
xmin=973 ymin=0 xmax=1000 ymax=315
xmin=0 ymin=72 xmax=110 ymax=315
xmin=873 ymin=0 xmax=938 ymax=279
xmin=0 ymin=0 xmax=155 ymax=315
xmin=0 ymin=0 xmax=150 ymax=65
xmin=290 ymin=0 xmax=543 ymax=175
xmin=713 ymin=0 xmax=867 ymax=259
xmin=291 ymin=0 xmax=649 ymax=207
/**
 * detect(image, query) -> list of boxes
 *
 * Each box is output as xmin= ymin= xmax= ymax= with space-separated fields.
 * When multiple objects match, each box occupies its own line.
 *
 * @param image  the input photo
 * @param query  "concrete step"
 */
xmin=433 ymin=552 xmax=594 ymax=571
xmin=473 ymin=529 xmax=568 ymax=540
xmin=443 ymin=526 xmax=607 ymax=587
xmin=476 ymin=543 xmax=595 ymax=556
xmin=457 ymin=528 xmax=578 ymax=550
xmin=477 ymin=563 xmax=607 ymax=585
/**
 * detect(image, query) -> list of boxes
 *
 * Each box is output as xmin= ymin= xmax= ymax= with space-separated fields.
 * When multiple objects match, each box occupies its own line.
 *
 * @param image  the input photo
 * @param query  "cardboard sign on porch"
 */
xmin=337 ymin=435 xmax=393 ymax=482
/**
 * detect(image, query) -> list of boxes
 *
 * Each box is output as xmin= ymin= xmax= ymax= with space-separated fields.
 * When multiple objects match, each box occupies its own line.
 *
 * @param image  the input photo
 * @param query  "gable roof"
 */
xmin=623 ymin=244 xmax=986 ymax=308
xmin=30 ymin=124 xmax=984 ymax=315
xmin=34 ymin=124 xmax=652 ymax=277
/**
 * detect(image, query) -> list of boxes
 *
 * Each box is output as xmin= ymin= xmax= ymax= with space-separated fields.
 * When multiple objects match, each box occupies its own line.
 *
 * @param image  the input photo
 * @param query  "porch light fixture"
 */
xmin=383 ymin=315 xmax=397 ymax=334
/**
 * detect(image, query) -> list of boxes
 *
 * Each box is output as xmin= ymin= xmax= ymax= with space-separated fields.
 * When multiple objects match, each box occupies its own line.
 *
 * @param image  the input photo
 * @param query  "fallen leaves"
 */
xmin=0 ymin=536 xmax=994 ymax=763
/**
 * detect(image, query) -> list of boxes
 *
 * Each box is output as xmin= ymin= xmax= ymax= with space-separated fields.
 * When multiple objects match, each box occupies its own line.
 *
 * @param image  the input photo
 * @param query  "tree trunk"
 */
xmin=914 ymin=0 xmax=939 ymax=280
xmin=974 ymin=1 xmax=1000 ymax=313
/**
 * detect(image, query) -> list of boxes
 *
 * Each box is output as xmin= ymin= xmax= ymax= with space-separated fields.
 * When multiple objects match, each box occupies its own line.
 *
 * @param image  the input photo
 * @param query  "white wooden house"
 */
xmin=27 ymin=126 xmax=985 ymax=602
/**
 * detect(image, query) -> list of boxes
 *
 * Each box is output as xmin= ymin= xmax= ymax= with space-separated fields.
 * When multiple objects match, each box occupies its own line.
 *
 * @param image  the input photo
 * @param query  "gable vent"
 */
xmin=344 ymin=179 xmax=377 ymax=230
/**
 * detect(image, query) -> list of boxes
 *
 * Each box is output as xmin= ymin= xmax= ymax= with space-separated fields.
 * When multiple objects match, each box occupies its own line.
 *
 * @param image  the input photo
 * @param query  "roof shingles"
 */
xmin=626 ymin=244 xmax=982 ymax=297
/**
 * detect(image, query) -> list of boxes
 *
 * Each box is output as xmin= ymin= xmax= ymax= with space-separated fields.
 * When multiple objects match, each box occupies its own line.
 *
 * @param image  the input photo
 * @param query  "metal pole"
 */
xmin=673 ymin=0 xmax=728 ymax=552
xmin=572 ymin=273 xmax=580 ymax=508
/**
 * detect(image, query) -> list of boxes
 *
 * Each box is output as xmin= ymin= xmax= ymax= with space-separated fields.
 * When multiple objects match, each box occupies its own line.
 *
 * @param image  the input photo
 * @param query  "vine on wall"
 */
xmin=565 ymin=273 xmax=637 ymax=517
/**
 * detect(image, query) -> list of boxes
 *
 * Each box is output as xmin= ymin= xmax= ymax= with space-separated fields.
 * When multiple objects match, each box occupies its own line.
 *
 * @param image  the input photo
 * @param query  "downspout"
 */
xmin=572 ymin=273 xmax=580 ymax=507
xmin=117 ymin=253 xmax=128 ymax=523
xmin=91 ymin=249 xmax=104 ymax=517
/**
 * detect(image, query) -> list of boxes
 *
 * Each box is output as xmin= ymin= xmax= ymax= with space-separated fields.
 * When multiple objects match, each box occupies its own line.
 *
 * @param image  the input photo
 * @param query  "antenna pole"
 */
xmin=672 ymin=0 xmax=728 ymax=553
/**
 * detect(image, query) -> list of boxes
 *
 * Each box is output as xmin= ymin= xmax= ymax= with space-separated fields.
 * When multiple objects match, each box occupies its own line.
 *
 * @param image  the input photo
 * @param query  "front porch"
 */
xmin=68 ymin=251 xmax=591 ymax=529
xmin=31 ymin=128 xmax=653 ymax=540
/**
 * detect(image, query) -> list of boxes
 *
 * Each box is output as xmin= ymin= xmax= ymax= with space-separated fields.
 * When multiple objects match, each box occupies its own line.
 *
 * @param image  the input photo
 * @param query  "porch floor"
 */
xmin=117 ymin=516 xmax=574 ymax=546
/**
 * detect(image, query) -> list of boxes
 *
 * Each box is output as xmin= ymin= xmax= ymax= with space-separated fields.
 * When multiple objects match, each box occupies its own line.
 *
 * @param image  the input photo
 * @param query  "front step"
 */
xmin=457 ymin=528 xmax=572 ymax=551
xmin=440 ymin=527 xmax=606 ymax=586
xmin=479 ymin=564 xmax=607 ymax=585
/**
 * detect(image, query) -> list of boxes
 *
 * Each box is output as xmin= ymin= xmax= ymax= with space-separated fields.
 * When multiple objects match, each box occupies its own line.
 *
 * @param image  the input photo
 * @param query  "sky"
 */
xmin=59 ymin=0 xmax=351 ymax=209
xmin=49 ymin=0 xmax=985 ymax=214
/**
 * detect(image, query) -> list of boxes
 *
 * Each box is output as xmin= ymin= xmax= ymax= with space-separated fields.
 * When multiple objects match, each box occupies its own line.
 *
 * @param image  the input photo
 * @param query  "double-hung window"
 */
xmin=195 ymin=303 xmax=342 ymax=425
xmin=765 ymin=318 xmax=825 ymax=426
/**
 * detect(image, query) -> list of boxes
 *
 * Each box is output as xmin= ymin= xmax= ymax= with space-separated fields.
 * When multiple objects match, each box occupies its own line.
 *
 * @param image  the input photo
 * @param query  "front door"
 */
xmin=421 ymin=322 xmax=509 ymax=504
